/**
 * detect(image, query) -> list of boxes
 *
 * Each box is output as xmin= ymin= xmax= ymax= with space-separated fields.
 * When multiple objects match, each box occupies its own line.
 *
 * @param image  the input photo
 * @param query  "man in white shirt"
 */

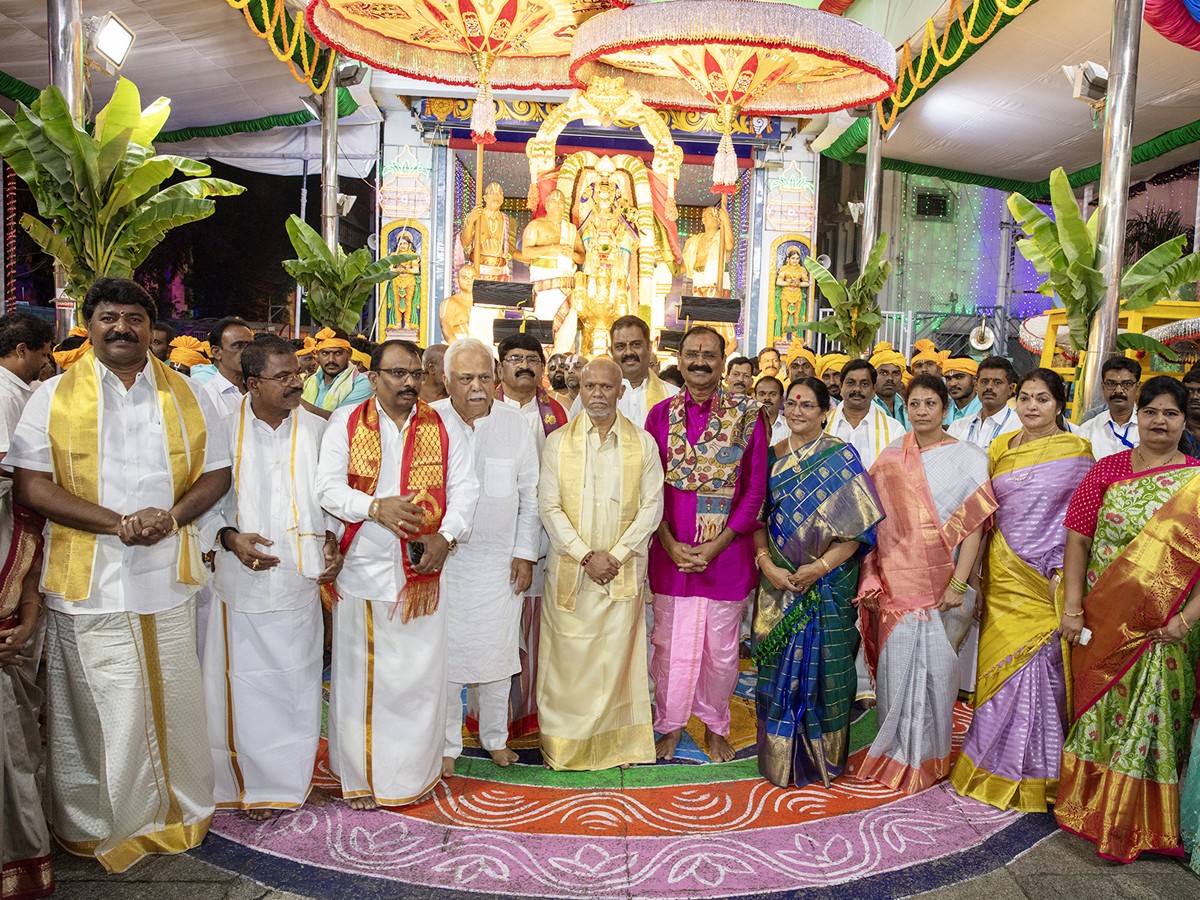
xmin=724 ymin=356 xmax=754 ymax=396
xmin=824 ymin=360 xmax=904 ymax=470
xmin=755 ymin=375 xmax=789 ymax=446
xmin=571 ymin=315 xmax=678 ymax=428
xmin=0 ymin=311 xmax=54 ymax=897
xmin=948 ymin=356 xmax=1019 ymax=449
xmin=317 ymin=340 xmax=478 ymax=809
xmin=8 ymin=278 xmax=231 ymax=873
xmin=433 ymin=338 xmax=539 ymax=776
xmin=201 ymin=337 xmax=342 ymax=820
xmin=538 ymin=359 xmax=663 ymax=770
xmin=1078 ymin=356 xmax=1141 ymax=459
xmin=203 ymin=317 xmax=253 ymax=419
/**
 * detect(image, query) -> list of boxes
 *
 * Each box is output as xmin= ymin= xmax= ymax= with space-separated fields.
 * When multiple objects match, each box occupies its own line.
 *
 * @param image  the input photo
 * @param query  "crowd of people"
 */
xmin=3 ymin=276 xmax=1200 ymax=897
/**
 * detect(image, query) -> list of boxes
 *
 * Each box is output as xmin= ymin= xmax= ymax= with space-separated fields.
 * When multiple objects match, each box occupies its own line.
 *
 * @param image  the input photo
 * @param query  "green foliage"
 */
xmin=282 ymin=215 xmax=414 ymax=333
xmin=798 ymin=232 xmax=891 ymax=358
xmin=0 ymin=78 xmax=244 ymax=300
xmin=1008 ymin=167 xmax=1200 ymax=357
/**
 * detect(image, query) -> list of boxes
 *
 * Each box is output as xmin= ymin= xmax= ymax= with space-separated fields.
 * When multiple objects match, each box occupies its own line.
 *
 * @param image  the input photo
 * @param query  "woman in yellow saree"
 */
xmin=950 ymin=369 xmax=1093 ymax=811
xmin=1057 ymin=376 xmax=1200 ymax=862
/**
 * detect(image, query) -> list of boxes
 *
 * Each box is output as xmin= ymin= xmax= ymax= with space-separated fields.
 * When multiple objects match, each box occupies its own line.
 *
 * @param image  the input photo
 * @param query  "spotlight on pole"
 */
xmin=85 ymin=12 xmax=136 ymax=76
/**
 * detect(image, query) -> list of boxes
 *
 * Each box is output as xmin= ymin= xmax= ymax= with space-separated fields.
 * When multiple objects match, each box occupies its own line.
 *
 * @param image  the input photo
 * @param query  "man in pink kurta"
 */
xmin=645 ymin=326 xmax=767 ymax=762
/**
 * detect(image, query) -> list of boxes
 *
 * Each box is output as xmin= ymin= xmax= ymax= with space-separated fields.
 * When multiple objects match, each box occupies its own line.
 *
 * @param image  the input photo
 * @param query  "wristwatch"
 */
xmin=439 ymin=530 xmax=458 ymax=552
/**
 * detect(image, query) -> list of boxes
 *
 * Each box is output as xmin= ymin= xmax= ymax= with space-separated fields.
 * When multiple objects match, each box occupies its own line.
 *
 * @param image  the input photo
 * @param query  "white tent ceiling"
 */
xmin=880 ymin=0 xmax=1200 ymax=185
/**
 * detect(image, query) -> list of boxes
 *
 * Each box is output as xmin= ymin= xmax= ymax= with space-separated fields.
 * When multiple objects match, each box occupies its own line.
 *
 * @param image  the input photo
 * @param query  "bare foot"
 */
xmin=306 ymin=787 xmax=330 ymax=808
xmin=655 ymin=729 xmax=683 ymax=760
xmin=245 ymin=808 xmax=275 ymax=821
xmin=347 ymin=795 xmax=378 ymax=811
xmin=488 ymin=747 xmax=519 ymax=767
xmin=442 ymin=756 xmax=457 ymax=778
xmin=704 ymin=727 xmax=736 ymax=763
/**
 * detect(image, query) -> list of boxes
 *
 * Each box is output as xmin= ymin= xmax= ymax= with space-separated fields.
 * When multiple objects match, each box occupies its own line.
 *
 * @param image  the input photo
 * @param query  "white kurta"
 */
xmin=201 ymin=402 xmax=333 ymax=810
xmin=1078 ymin=408 xmax=1139 ymax=460
xmin=825 ymin=405 xmax=903 ymax=470
xmin=433 ymin=400 xmax=540 ymax=684
xmin=947 ymin=406 xmax=1019 ymax=449
xmin=6 ymin=356 xmax=229 ymax=872
xmin=200 ymin=370 xmax=244 ymax=421
xmin=317 ymin=402 xmax=478 ymax=804
xmin=568 ymin=376 xmax=680 ymax=429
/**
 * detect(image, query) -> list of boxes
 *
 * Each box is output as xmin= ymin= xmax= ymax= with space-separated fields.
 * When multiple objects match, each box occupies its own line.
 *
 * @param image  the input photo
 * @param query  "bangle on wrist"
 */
xmin=368 ymin=499 xmax=380 ymax=522
xmin=1061 ymin=610 xmax=1084 ymax=619
xmin=818 ymin=557 xmax=832 ymax=575
xmin=1179 ymin=608 xmax=1194 ymax=631
xmin=755 ymin=550 xmax=770 ymax=570
xmin=948 ymin=576 xmax=969 ymax=594
xmin=167 ymin=514 xmax=180 ymax=536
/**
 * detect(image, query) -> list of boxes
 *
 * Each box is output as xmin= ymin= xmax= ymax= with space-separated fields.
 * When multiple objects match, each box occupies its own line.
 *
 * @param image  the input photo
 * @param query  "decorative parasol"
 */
xmin=569 ymin=0 xmax=896 ymax=192
xmin=306 ymin=0 xmax=624 ymax=145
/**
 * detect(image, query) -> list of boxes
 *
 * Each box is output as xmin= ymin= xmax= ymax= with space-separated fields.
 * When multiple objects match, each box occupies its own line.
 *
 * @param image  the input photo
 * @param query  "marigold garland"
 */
xmin=225 ymin=0 xmax=334 ymax=93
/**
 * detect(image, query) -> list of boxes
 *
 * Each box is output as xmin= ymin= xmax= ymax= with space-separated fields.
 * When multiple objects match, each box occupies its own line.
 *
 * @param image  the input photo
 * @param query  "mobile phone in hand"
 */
xmin=407 ymin=540 xmax=425 ymax=566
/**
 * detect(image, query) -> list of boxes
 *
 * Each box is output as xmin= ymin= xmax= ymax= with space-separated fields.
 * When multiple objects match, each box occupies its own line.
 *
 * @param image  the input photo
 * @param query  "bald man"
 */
xmin=537 ymin=359 xmax=663 ymax=770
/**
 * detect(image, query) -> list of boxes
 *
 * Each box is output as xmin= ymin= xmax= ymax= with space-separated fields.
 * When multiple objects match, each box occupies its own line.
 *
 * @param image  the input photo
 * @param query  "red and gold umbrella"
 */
xmin=307 ymin=0 xmax=624 ymax=144
xmin=570 ymin=0 xmax=896 ymax=192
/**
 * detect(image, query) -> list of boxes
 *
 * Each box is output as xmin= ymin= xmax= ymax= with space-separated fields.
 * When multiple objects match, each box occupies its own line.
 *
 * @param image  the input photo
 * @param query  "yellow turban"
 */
xmin=816 ymin=353 xmax=850 ymax=378
xmin=785 ymin=340 xmax=817 ymax=370
xmin=943 ymin=357 xmax=979 ymax=377
xmin=911 ymin=338 xmax=949 ymax=368
xmin=902 ymin=369 xmax=913 ymax=387
xmin=169 ymin=335 xmax=210 ymax=369
xmin=314 ymin=327 xmax=351 ymax=351
xmin=296 ymin=335 xmax=318 ymax=357
xmin=351 ymin=349 xmax=372 ymax=369
xmin=869 ymin=341 xmax=908 ymax=371
xmin=68 ymin=325 xmax=88 ymax=339
xmin=53 ymin=340 xmax=91 ymax=370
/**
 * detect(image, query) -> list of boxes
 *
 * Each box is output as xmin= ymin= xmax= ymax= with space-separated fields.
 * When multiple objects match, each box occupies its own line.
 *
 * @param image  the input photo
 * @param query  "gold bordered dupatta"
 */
xmin=549 ymin=411 xmax=644 ymax=612
xmin=45 ymin=350 xmax=207 ymax=601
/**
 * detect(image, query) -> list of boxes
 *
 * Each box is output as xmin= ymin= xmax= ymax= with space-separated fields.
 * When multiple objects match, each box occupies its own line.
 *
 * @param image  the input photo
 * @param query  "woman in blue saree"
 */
xmin=752 ymin=377 xmax=884 ymax=788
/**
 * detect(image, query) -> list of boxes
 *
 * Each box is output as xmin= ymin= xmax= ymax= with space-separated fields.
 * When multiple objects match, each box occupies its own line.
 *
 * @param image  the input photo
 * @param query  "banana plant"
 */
xmin=0 ymin=78 xmax=245 ymax=301
xmin=1008 ymin=167 xmax=1200 ymax=359
xmin=283 ymin=215 xmax=415 ymax=333
xmin=799 ymin=232 xmax=891 ymax=358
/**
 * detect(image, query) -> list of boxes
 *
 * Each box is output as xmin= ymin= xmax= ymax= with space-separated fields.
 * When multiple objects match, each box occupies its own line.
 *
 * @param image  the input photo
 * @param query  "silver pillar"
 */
xmin=295 ymin=158 xmax=309 ymax=338
xmin=47 ymin=0 xmax=85 ymax=336
xmin=1078 ymin=0 xmax=1145 ymax=419
xmin=1193 ymin=152 xmax=1200 ymax=254
xmin=861 ymin=106 xmax=884 ymax=269
xmin=994 ymin=204 xmax=1014 ymax=358
xmin=320 ymin=57 xmax=340 ymax=251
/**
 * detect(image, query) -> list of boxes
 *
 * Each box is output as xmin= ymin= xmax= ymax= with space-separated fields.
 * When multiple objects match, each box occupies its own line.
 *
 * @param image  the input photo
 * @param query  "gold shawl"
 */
xmin=644 ymin=370 xmax=669 ymax=409
xmin=550 ymin=411 xmax=644 ymax=612
xmin=45 ymin=350 xmax=207 ymax=601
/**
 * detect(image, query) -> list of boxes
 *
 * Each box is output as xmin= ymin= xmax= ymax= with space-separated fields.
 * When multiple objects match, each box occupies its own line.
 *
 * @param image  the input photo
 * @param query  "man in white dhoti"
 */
xmin=8 ymin=278 xmax=230 ymax=873
xmin=200 ymin=336 xmax=342 ymax=820
xmin=539 ymin=359 xmax=663 ymax=770
xmin=317 ymin=340 xmax=477 ymax=809
xmin=433 ymin=338 xmax=539 ymax=775
xmin=0 ymin=311 xmax=54 ymax=898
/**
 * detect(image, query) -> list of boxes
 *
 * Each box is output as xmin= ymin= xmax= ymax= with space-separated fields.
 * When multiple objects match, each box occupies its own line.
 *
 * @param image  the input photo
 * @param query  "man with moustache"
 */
xmin=8 ymin=277 xmax=231 ymax=872
xmin=203 ymin=317 xmax=255 ymax=419
xmin=547 ymin=353 xmax=568 ymax=394
xmin=564 ymin=353 xmax=587 ymax=412
xmin=1078 ymin=356 xmax=1141 ymax=459
xmin=493 ymin=333 xmax=567 ymax=736
xmin=724 ymin=357 xmax=755 ymax=395
xmin=420 ymin=343 xmax=449 ymax=404
xmin=646 ymin=326 xmax=767 ymax=762
xmin=870 ymin=342 xmax=909 ymax=429
xmin=302 ymin=327 xmax=373 ymax=414
xmin=948 ymin=356 xmax=1019 ymax=449
xmin=755 ymin=375 xmax=789 ymax=445
xmin=433 ymin=338 xmax=539 ymax=776
xmin=317 ymin=340 xmax=477 ymax=808
xmin=607 ymin=315 xmax=677 ymax=427
xmin=816 ymin=354 xmax=849 ymax=402
xmin=151 ymin=322 xmax=175 ymax=362
xmin=201 ymin=336 xmax=342 ymax=820
xmin=825 ymin=360 xmax=903 ymax=470
xmin=942 ymin=357 xmax=982 ymax=425
xmin=757 ymin=347 xmax=781 ymax=379
xmin=784 ymin=341 xmax=817 ymax=384
xmin=539 ymin=358 xmax=663 ymax=770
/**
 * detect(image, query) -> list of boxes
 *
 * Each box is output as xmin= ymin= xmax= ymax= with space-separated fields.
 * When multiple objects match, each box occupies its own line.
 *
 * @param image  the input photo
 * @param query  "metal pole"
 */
xmin=1193 ymin=154 xmax=1200 ymax=254
xmin=1078 ymin=0 xmax=1145 ymax=419
xmin=860 ymin=106 xmax=884 ymax=270
xmin=295 ymin=158 xmax=308 ymax=338
xmin=47 ymin=0 xmax=85 ymax=338
xmin=995 ymin=205 xmax=1014 ymax=358
xmin=320 ymin=55 xmax=340 ymax=251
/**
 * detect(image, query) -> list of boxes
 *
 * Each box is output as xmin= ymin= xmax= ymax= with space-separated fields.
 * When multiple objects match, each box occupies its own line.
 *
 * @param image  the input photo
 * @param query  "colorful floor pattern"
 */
xmin=194 ymin=664 xmax=1057 ymax=899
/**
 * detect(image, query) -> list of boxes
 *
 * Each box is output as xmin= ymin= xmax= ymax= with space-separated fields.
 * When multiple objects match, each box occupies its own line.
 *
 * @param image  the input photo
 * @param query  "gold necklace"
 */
xmin=1133 ymin=446 xmax=1179 ymax=471
xmin=788 ymin=433 xmax=822 ymax=467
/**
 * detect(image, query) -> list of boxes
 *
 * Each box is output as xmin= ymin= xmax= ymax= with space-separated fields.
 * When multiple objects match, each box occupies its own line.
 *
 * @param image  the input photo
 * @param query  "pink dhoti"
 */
xmin=650 ymin=593 xmax=747 ymax=736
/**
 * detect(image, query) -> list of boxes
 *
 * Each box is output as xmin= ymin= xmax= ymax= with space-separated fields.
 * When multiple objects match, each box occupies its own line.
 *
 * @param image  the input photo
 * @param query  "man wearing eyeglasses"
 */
xmin=433 ymin=338 xmax=539 ymax=777
xmin=493 ymin=333 xmax=566 ymax=736
xmin=317 ymin=340 xmax=478 ymax=809
xmin=1079 ymin=356 xmax=1141 ymax=460
xmin=201 ymin=336 xmax=342 ymax=821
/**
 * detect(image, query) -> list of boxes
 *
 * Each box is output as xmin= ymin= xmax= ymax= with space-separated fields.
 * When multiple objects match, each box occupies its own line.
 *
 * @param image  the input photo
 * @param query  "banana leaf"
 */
xmin=1116 ymin=331 xmax=1179 ymax=362
xmin=1048 ymin=167 xmax=1093 ymax=268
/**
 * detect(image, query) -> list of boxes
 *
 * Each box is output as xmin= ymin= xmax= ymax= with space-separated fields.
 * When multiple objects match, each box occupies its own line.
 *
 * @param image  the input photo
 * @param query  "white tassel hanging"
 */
xmin=712 ymin=131 xmax=738 ymax=194
xmin=470 ymin=80 xmax=496 ymax=145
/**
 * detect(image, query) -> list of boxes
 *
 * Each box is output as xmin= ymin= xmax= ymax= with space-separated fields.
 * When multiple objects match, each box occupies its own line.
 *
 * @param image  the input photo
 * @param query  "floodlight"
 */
xmin=87 ymin=13 xmax=136 ymax=71
xmin=300 ymin=94 xmax=324 ymax=119
xmin=1062 ymin=62 xmax=1108 ymax=106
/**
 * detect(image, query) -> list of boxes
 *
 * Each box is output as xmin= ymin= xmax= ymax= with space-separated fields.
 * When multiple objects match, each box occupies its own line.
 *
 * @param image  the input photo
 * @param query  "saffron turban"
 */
xmin=168 ymin=335 xmax=210 ymax=369
xmin=314 ymin=327 xmax=351 ymax=351
xmin=296 ymin=335 xmax=318 ymax=357
xmin=816 ymin=353 xmax=851 ymax=378
xmin=943 ymin=357 xmax=979 ymax=377
xmin=869 ymin=341 xmax=908 ymax=370
xmin=785 ymin=340 xmax=817 ymax=370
